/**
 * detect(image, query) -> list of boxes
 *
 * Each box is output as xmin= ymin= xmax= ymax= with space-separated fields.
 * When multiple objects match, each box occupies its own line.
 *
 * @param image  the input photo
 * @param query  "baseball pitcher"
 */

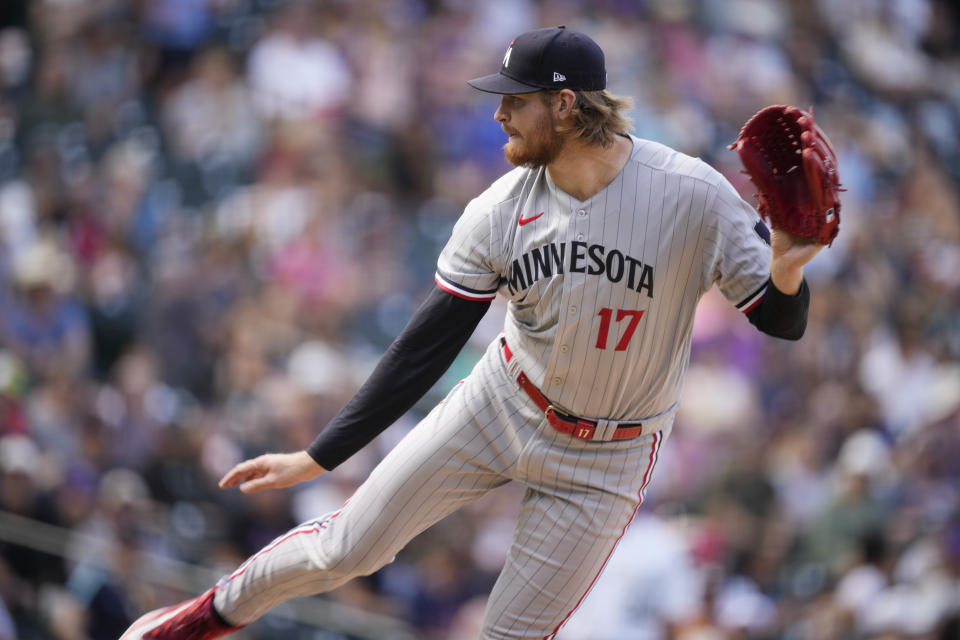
xmin=122 ymin=26 xmax=839 ymax=640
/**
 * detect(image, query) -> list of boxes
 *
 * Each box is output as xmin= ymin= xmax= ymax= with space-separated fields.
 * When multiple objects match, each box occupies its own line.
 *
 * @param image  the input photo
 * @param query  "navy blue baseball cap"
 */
xmin=468 ymin=26 xmax=607 ymax=94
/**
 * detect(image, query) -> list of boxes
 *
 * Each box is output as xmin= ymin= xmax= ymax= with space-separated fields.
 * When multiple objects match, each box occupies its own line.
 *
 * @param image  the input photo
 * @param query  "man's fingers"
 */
xmin=218 ymin=465 xmax=248 ymax=488
xmin=218 ymin=452 xmax=322 ymax=492
xmin=219 ymin=458 xmax=264 ymax=488
xmin=239 ymin=475 xmax=276 ymax=494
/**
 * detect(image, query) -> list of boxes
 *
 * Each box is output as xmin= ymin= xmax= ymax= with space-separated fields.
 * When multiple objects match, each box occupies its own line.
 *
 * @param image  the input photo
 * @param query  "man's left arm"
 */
xmin=744 ymin=226 xmax=822 ymax=341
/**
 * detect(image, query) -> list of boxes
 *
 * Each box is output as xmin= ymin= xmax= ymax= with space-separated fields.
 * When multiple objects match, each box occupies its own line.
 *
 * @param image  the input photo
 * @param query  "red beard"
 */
xmin=504 ymin=114 xmax=565 ymax=168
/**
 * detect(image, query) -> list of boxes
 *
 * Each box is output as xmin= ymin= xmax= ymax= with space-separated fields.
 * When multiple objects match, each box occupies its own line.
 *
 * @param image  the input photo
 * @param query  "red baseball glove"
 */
xmin=730 ymin=105 xmax=842 ymax=246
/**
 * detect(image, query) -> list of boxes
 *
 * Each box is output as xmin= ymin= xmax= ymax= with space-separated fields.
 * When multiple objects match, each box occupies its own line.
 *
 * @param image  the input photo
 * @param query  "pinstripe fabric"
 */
xmin=437 ymin=136 xmax=770 ymax=423
xmin=214 ymin=340 xmax=665 ymax=638
xmin=482 ymin=431 xmax=662 ymax=639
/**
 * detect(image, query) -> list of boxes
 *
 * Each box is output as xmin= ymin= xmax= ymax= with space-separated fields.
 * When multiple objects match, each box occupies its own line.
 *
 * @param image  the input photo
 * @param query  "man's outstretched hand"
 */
xmin=219 ymin=451 xmax=327 ymax=494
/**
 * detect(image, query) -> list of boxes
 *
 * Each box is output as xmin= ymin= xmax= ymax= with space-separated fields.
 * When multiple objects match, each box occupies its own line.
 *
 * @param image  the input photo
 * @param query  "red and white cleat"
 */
xmin=120 ymin=589 xmax=242 ymax=639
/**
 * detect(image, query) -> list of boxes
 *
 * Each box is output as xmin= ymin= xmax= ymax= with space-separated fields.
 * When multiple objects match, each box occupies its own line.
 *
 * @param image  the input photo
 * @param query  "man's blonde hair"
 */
xmin=544 ymin=90 xmax=634 ymax=147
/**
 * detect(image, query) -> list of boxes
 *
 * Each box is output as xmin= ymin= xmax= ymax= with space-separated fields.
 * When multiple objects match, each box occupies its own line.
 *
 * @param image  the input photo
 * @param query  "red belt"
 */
xmin=502 ymin=339 xmax=645 ymax=441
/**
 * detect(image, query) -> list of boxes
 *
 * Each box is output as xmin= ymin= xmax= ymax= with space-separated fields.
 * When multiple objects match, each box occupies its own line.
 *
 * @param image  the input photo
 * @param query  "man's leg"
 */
xmin=480 ymin=430 xmax=665 ymax=640
xmin=205 ymin=338 xmax=536 ymax=629
xmin=213 ymin=382 xmax=521 ymax=625
xmin=121 ymin=337 xmax=544 ymax=639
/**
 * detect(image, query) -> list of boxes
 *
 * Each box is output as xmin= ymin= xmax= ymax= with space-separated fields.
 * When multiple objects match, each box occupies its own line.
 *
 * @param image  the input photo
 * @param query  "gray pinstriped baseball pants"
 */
xmin=214 ymin=339 xmax=665 ymax=639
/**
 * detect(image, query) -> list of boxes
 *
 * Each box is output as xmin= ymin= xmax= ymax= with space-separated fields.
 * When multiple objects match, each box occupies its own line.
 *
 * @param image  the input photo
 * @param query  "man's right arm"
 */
xmin=221 ymin=189 xmax=504 ymax=492
xmin=306 ymin=285 xmax=491 ymax=470
xmin=219 ymin=286 xmax=491 ymax=492
xmin=305 ymin=191 xmax=505 ymax=469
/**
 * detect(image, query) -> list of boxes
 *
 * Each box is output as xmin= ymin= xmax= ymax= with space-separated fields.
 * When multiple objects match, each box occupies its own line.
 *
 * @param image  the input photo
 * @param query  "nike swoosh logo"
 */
xmin=518 ymin=212 xmax=545 ymax=226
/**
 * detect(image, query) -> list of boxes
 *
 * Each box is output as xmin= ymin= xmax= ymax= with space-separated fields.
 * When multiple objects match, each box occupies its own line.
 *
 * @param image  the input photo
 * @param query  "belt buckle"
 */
xmin=544 ymin=404 xmax=554 ymax=422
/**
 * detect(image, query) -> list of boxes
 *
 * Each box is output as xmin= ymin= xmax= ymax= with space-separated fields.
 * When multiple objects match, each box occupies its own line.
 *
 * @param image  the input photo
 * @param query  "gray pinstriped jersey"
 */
xmin=436 ymin=135 xmax=770 ymax=423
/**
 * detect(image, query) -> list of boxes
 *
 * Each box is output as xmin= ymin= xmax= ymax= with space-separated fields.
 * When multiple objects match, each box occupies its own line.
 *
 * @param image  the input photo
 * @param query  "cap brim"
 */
xmin=467 ymin=72 xmax=542 ymax=94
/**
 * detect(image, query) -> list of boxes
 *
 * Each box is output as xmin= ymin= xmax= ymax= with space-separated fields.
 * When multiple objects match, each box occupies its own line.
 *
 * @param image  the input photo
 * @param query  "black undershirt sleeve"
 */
xmin=746 ymin=277 xmax=810 ymax=340
xmin=306 ymin=286 xmax=491 ymax=470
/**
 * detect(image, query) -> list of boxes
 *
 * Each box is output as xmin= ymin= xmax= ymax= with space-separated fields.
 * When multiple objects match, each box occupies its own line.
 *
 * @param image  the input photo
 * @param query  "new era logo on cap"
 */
xmin=467 ymin=26 xmax=606 ymax=95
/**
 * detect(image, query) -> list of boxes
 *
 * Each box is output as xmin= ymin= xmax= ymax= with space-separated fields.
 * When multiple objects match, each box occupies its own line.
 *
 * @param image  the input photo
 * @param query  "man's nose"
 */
xmin=494 ymin=102 xmax=507 ymax=122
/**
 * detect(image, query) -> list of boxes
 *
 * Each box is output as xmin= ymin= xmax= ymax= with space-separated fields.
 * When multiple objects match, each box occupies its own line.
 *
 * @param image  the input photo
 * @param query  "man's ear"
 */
xmin=554 ymin=89 xmax=577 ymax=123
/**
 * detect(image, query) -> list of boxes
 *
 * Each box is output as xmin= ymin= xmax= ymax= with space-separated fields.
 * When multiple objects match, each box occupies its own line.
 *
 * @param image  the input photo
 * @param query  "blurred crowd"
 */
xmin=0 ymin=0 xmax=957 ymax=639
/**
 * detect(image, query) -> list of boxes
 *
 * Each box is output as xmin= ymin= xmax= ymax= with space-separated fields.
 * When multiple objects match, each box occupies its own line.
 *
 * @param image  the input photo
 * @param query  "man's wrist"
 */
xmin=770 ymin=265 xmax=804 ymax=296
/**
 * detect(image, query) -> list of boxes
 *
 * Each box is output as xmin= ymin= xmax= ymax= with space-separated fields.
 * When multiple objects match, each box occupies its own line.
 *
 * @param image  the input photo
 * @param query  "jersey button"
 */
xmin=552 ymin=377 xmax=563 ymax=385
xmin=577 ymin=209 xmax=586 ymax=217
xmin=568 ymin=306 xmax=577 ymax=314
xmin=560 ymin=345 xmax=568 ymax=353
xmin=576 ymin=233 xmax=584 ymax=241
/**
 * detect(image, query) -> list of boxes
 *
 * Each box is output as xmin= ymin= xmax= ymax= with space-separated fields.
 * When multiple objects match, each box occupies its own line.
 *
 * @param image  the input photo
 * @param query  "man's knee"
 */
xmin=308 ymin=519 xmax=395 ymax=581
